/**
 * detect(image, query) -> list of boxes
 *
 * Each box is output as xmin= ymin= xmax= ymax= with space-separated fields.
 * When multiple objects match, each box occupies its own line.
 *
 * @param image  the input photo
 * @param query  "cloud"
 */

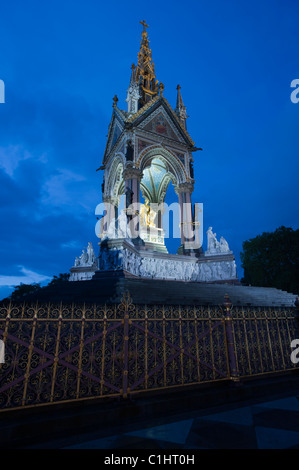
xmin=60 ymin=240 xmax=82 ymax=249
xmin=0 ymin=266 xmax=51 ymax=287
xmin=41 ymin=168 xmax=86 ymax=207
xmin=0 ymin=145 xmax=35 ymax=177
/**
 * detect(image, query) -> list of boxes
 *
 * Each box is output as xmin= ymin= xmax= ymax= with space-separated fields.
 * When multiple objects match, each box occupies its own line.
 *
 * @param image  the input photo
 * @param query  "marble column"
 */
xmin=176 ymin=182 xmax=194 ymax=251
xmin=103 ymin=195 xmax=119 ymax=236
xmin=123 ymin=167 xmax=143 ymax=239
xmin=192 ymin=203 xmax=201 ymax=249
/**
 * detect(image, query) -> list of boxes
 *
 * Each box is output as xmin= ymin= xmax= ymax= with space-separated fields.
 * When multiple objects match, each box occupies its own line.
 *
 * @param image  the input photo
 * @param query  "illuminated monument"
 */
xmin=69 ymin=20 xmax=238 ymax=284
xmin=14 ymin=21 xmax=295 ymax=307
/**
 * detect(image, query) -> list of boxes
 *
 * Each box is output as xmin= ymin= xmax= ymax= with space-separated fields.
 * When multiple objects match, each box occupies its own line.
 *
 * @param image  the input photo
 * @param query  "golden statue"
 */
xmin=140 ymin=198 xmax=156 ymax=227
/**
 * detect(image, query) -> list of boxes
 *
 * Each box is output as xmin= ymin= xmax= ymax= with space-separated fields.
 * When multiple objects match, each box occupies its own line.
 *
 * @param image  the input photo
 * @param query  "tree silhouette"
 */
xmin=48 ymin=273 xmax=70 ymax=285
xmin=7 ymin=273 xmax=71 ymax=301
xmin=10 ymin=283 xmax=42 ymax=301
xmin=241 ymin=226 xmax=299 ymax=294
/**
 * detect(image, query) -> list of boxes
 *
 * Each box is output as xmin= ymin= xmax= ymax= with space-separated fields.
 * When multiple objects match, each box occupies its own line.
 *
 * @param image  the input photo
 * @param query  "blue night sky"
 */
xmin=0 ymin=0 xmax=298 ymax=299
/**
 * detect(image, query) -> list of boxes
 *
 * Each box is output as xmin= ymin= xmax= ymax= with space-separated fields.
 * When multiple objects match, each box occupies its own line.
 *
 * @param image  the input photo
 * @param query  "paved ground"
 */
xmin=63 ymin=395 xmax=299 ymax=449
xmin=3 ymin=374 xmax=299 ymax=449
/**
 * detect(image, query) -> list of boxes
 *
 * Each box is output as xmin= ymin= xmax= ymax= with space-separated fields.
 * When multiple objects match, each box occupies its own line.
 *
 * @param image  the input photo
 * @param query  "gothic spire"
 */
xmin=132 ymin=20 xmax=159 ymax=109
xmin=175 ymin=85 xmax=188 ymax=129
xmin=129 ymin=63 xmax=136 ymax=86
xmin=126 ymin=63 xmax=140 ymax=115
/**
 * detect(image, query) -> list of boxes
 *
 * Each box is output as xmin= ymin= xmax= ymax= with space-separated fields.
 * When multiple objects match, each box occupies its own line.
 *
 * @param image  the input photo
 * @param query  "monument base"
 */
xmin=70 ymin=238 xmax=238 ymax=284
xmin=140 ymin=226 xmax=168 ymax=254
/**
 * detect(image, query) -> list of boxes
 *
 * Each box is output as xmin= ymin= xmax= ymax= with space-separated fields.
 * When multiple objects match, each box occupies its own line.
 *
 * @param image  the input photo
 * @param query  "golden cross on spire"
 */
xmin=140 ymin=19 xmax=149 ymax=31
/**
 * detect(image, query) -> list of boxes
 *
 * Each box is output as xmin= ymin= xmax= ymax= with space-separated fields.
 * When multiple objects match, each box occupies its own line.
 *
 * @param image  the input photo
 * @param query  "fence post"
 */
xmin=223 ymin=294 xmax=240 ymax=385
xmin=122 ymin=292 xmax=130 ymax=399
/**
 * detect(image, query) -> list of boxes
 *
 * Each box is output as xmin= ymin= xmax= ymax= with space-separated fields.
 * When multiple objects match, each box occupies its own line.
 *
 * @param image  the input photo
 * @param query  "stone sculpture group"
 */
xmin=206 ymin=227 xmax=231 ymax=255
xmin=70 ymin=228 xmax=237 ymax=282
xmin=74 ymin=242 xmax=96 ymax=267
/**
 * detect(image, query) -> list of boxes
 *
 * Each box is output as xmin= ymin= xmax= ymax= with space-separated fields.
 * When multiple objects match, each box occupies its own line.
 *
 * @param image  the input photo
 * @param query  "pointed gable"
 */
xmin=143 ymin=112 xmax=178 ymax=140
xmin=102 ymin=109 xmax=125 ymax=165
xmin=128 ymin=97 xmax=195 ymax=147
xmin=111 ymin=121 xmax=122 ymax=147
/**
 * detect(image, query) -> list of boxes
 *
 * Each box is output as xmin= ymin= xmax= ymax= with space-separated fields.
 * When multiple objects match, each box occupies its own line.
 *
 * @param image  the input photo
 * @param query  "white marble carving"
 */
xmin=87 ymin=242 xmax=95 ymax=264
xmin=105 ymin=219 xmax=116 ymax=239
xmin=206 ymin=227 xmax=231 ymax=255
xmin=79 ymin=250 xmax=88 ymax=266
xmin=118 ymin=211 xmax=131 ymax=238
xmin=70 ymin=241 xmax=237 ymax=283
xmin=73 ymin=243 xmax=96 ymax=267
xmin=126 ymin=81 xmax=140 ymax=115
xmin=220 ymin=236 xmax=230 ymax=252
xmin=103 ymin=211 xmax=132 ymax=240
xmin=207 ymin=226 xmax=218 ymax=253
xmin=70 ymin=271 xmax=95 ymax=281
xmin=96 ymin=247 xmax=237 ymax=282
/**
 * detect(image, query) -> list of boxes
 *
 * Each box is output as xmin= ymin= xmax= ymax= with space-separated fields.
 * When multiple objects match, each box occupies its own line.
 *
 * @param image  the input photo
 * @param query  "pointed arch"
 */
xmin=104 ymin=155 xmax=125 ymax=198
xmin=137 ymin=145 xmax=188 ymax=185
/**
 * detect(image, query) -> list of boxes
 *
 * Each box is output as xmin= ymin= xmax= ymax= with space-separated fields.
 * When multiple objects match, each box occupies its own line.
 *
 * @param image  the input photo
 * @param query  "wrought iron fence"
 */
xmin=231 ymin=306 xmax=297 ymax=377
xmin=0 ymin=293 xmax=297 ymax=412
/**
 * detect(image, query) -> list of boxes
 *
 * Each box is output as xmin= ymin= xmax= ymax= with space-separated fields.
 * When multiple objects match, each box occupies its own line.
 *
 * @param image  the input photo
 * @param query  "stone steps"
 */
xmin=4 ymin=277 xmax=297 ymax=308
xmin=116 ymin=279 xmax=297 ymax=307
